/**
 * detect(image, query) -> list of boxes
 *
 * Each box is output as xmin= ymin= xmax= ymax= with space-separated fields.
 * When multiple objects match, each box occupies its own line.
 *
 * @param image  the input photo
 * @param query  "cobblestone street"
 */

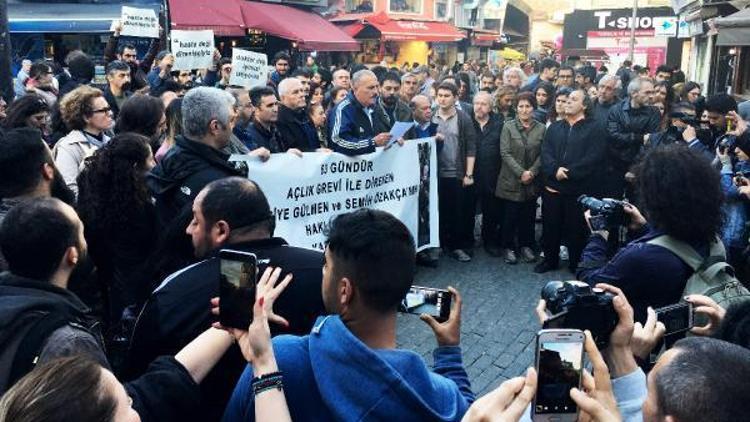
xmin=396 ymin=248 xmax=572 ymax=396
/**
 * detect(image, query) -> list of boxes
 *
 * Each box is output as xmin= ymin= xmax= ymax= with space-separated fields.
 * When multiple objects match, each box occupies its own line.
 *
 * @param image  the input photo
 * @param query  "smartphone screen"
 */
xmin=398 ymin=286 xmax=451 ymax=322
xmin=218 ymin=249 xmax=258 ymax=329
xmin=534 ymin=330 xmax=584 ymax=419
xmin=656 ymin=302 xmax=693 ymax=336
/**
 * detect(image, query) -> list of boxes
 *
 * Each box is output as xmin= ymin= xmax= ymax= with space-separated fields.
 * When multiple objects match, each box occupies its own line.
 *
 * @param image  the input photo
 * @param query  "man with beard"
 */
xmin=128 ymin=177 xmax=325 ymax=421
xmin=0 ymin=128 xmax=75 ymax=270
xmin=593 ymin=74 xmax=620 ymax=124
xmin=102 ymin=61 xmax=132 ymax=119
xmin=0 ymin=197 xmax=108 ymax=393
xmin=373 ymin=72 xmax=412 ymax=133
xmin=704 ymin=93 xmax=738 ymax=147
xmin=104 ymin=21 xmax=161 ymax=92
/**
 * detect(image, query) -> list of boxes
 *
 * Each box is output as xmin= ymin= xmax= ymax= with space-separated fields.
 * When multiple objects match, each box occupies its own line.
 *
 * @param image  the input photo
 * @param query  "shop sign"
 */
xmin=688 ymin=19 xmax=703 ymax=36
xmin=594 ymin=11 xmax=676 ymax=32
xmin=677 ymin=18 xmax=690 ymax=38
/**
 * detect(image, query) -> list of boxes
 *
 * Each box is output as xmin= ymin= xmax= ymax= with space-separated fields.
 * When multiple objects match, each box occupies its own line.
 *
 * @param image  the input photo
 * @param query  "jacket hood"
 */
xmin=0 ymin=272 xmax=92 ymax=345
xmin=147 ymin=136 xmax=228 ymax=195
xmin=308 ymin=315 xmax=466 ymax=421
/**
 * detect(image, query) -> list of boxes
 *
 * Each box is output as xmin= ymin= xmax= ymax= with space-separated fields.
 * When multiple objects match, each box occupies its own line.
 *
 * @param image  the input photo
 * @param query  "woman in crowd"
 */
xmin=532 ymin=82 xmax=554 ymax=124
xmin=309 ymin=82 xmax=325 ymax=106
xmin=653 ymin=98 xmax=669 ymax=131
xmin=0 ymin=268 xmax=293 ymax=422
xmin=681 ymin=81 xmax=702 ymax=104
xmin=717 ymin=139 xmax=750 ymax=276
xmin=155 ymin=98 xmax=182 ymax=163
xmin=308 ymin=102 xmax=328 ymax=148
xmin=24 ymin=61 xmax=58 ymax=106
xmin=54 ymin=85 xmax=113 ymax=197
xmin=1 ymin=94 xmax=51 ymax=143
xmin=76 ymin=133 xmax=157 ymax=328
xmin=114 ymin=94 xmax=166 ymax=151
xmin=457 ymin=72 xmax=473 ymax=104
xmin=547 ymin=87 xmax=572 ymax=126
xmin=495 ymin=85 xmax=517 ymax=121
xmin=327 ymin=86 xmax=349 ymax=111
xmin=496 ymin=91 xmax=545 ymax=265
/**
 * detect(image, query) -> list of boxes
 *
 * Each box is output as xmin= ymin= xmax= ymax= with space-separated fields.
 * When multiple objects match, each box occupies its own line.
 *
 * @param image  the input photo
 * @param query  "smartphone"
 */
xmin=533 ymin=329 xmax=585 ymax=422
xmin=218 ymin=249 xmax=258 ymax=329
xmin=655 ymin=302 xmax=694 ymax=336
xmin=727 ymin=116 xmax=734 ymax=133
xmin=398 ymin=286 xmax=452 ymax=322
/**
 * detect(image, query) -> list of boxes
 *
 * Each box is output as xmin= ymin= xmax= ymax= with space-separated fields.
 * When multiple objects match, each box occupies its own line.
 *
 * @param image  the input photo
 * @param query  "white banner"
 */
xmin=232 ymin=139 xmax=439 ymax=252
xmin=119 ymin=6 xmax=159 ymax=38
xmin=229 ymin=49 xmax=268 ymax=89
xmin=170 ymin=30 xmax=215 ymax=71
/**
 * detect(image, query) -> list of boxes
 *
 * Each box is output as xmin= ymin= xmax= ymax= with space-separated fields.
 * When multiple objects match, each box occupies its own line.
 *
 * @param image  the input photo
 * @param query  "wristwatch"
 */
xmin=465 ymin=174 xmax=474 ymax=179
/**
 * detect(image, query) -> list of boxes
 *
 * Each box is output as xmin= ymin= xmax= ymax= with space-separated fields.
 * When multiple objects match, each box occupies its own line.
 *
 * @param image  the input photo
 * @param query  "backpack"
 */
xmin=647 ymin=235 xmax=750 ymax=309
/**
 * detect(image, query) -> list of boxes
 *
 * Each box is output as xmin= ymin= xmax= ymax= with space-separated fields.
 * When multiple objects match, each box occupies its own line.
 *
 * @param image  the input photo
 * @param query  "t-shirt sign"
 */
xmin=229 ymin=49 xmax=268 ymax=89
xmin=170 ymin=30 xmax=215 ymax=71
xmin=119 ymin=6 xmax=159 ymax=38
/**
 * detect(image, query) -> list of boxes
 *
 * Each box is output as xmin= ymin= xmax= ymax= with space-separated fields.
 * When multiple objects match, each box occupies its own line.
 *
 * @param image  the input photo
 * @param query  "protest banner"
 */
xmin=170 ymin=30 xmax=214 ymax=71
xmin=119 ymin=6 xmax=159 ymax=38
xmin=231 ymin=139 xmax=439 ymax=252
xmin=229 ymin=49 xmax=268 ymax=89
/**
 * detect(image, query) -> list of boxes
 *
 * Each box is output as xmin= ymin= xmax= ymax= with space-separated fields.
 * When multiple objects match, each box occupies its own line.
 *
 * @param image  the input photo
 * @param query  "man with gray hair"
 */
xmin=400 ymin=72 xmax=419 ymax=103
xmin=147 ymin=86 xmax=244 ymax=226
xmin=102 ymin=60 xmax=132 ymax=119
xmin=604 ymin=77 xmax=660 ymax=198
xmin=593 ymin=74 xmax=621 ymax=124
xmin=327 ymin=69 xmax=392 ymax=156
xmin=276 ymin=78 xmax=316 ymax=153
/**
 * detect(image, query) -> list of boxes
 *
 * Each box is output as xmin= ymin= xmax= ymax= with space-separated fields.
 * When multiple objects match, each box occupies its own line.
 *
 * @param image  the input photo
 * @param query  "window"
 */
xmin=390 ymin=0 xmax=421 ymax=14
xmin=435 ymin=0 xmax=448 ymax=19
xmin=346 ymin=0 xmax=373 ymax=13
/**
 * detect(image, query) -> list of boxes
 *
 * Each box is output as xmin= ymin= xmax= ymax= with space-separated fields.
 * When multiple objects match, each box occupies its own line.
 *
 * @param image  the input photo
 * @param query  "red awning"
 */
xmin=240 ymin=2 xmax=359 ymax=51
xmin=472 ymin=31 xmax=500 ymax=46
xmin=168 ymin=0 xmax=246 ymax=37
xmin=338 ymin=12 xmax=465 ymax=42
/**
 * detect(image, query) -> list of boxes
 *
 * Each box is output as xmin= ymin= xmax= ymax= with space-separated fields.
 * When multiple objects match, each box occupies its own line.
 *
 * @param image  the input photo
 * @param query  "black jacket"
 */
xmin=126 ymin=237 xmax=325 ymax=421
xmin=102 ymin=85 xmax=132 ymax=119
xmin=277 ymin=104 xmax=319 ymax=152
xmin=474 ymin=113 xmax=503 ymax=196
xmin=246 ymin=121 xmax=286 ymax=153
xmin=542 ymin=118 xmax=608 ymax=196
xmin=0 ymin=273 xmax=105 ymax=394
xmin=593 ymin=99 xmax=617 ymax=125
xmin=606 ymin=99 xmax=661 ymax=171
xmin=373 ymin=98 xmax=413 ymax=133
xmin=147 ymin=135 xmax=244 ymax=227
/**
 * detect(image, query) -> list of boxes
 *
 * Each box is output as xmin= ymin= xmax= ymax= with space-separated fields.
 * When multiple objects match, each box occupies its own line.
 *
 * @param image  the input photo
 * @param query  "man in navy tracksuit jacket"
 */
xmin=327 ymin=70 xmax=392 ymax=156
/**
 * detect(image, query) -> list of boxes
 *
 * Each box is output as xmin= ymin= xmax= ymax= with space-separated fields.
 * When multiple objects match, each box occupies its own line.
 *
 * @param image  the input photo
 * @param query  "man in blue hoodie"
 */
xmin=223 ymin=209 xmax=475 ymax=421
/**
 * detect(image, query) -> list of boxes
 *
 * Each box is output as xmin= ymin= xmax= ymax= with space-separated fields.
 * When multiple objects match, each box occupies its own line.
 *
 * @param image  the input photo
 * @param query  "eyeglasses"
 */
xmin=91 ymin=107 xmax=112 ymax=114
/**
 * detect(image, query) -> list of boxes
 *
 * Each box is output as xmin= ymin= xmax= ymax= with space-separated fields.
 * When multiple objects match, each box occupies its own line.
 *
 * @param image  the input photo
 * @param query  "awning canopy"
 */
xmin=240 ymin=2 xmax=359 ymax=51
xmin=499 ymin=47 xmax=525 ymax=60
xmin=168 ymin=0 xmax=245 ymax=36
xmin=338 ymin=12 xmax=465 ymax=42
xmin=471 ymin=30 xmax=501 ymax=46
xmin=8 ymin=1 xmax=160 ymax=33
xmin=715 ymin=7 xmax=750 ymax=45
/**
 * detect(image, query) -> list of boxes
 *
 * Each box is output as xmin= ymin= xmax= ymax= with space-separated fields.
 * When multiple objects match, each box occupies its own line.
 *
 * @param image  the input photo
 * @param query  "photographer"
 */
xmin=716 ymin=133 xmax=750 ymax=278
xmin=577 ymin=145 xmax=724 ymax=322
xmin=645 ymin=101 xmax=712 ymax=159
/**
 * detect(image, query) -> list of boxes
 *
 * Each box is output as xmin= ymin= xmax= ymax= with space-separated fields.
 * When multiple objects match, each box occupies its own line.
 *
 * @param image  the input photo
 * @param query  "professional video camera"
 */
xmin=670 ymin=111 xmax=700 ymax=128
xmin=578 ymin=195 xmax=628 ymax=231
xmin=541 ymin=281 xmax=618 ymax=348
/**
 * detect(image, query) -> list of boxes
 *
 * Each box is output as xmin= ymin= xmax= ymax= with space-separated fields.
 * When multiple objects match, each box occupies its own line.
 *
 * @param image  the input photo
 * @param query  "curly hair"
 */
xmin=76 ymin=133 xmax=152 ymax=237
xmin=634 ymin=145 xmax=723 ymax=244
xmin=58 ymin=85 xmax=103 ymax=131
xmin=2 ymin=94 xmax=49 ymax=129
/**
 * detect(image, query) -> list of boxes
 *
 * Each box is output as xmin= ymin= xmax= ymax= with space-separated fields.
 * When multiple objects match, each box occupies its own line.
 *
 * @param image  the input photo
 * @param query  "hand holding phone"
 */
xmin=532 ymin=329 xmax=584 ymax=421
xmin=399 ymin=286 xmax=452 ymax=322
xmin=218 ymin=249 xmax=258 ymax=329
xmin=655 ymin=302 xmax=694 ymax=336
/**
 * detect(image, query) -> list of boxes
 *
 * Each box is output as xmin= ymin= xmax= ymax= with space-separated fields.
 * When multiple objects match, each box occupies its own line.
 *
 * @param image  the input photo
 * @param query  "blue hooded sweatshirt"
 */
xmin=223 ymin=315 xmax=475 ymax=421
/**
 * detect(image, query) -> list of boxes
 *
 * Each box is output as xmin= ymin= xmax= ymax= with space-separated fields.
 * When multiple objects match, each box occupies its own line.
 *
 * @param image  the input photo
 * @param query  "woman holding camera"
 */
xmin=496 ymin=92 xmax=545 ymax=264
xmin=536 ymin=89 xmax=607 ymax=274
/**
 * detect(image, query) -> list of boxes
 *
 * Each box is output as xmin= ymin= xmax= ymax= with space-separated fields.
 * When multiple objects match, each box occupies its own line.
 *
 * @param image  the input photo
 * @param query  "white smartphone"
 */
xmin=532 ymin=329 xmax=585 ymax=422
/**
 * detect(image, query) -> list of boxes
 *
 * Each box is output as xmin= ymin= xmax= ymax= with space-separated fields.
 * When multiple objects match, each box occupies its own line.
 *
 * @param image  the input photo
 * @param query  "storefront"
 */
xmin=333 ymin=12 xmax=465 ymax=65
xmin=713 ymin=7 xmax=750 ymax=99
xmin=562 ymin=7 xmax=682 ymax=73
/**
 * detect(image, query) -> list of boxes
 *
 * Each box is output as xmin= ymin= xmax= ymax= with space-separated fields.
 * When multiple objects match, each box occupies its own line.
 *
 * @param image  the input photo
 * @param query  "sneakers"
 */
xmin=534 ymin=260 xmax=558 ymax=273
xmin=451 ymin=249 xmax=472 ymax=262
xmin=520 ymin=247 xmax=536 ymax=263
xmin=503 ymin=249 xmax=518 ymax=264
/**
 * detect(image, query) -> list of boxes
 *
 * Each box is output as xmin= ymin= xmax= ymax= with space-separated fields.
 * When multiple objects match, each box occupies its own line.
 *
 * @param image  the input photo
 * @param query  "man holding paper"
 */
xmin=373 ymin=71 xmax=412 ymax=133
xmin=104 ymin=19 xmax=162 ymax=92
xmin=328 ymin=70 xmax=392 ymax=156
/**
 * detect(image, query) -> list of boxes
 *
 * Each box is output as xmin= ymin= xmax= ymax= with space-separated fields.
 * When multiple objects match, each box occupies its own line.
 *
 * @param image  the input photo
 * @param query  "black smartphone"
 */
xmin=532 ymin=329 xmax=585 ymax=422
xmin=218 ymin=249 xmax=258 ymax=329
xmin=398 ymin=286 xmax=452 ymax=322
xmin=655 ymin=302 xmax=694 ymax=336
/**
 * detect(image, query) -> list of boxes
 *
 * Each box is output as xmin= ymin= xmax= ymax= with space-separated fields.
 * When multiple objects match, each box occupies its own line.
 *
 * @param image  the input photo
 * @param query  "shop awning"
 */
xmin=240 ymin=2 xmax=359 ymax=51
xmin=8 ymin=1 xmax=160 ymax=33
xmin=472 ymin=30 xmax=501 ymax=46
xmin=715 ymin=7 xmax=750 ymax=45
xmin=499 ymin=47 xmax=525 ymax=60
xmin=168 ymin=0 xmax=246 ymax=37
xmin=340 ymin=12 xmax=465 ymax=42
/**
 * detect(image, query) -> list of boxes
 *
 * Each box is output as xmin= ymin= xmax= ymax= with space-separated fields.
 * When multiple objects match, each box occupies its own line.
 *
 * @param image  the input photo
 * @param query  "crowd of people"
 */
xmin=1 ymin=28 xmax=750 ymax=421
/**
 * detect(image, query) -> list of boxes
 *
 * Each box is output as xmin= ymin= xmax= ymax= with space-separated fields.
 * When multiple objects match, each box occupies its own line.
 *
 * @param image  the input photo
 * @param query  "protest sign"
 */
xmin=119 ymin=6 xmax=159 ymax=38
xmin=232 ymin=139 xmax=439 ymax=252
xmin=228 ymin=49 xmax=268 ymax=89
xmin=170 ymin=30 xmax=214 ymax=71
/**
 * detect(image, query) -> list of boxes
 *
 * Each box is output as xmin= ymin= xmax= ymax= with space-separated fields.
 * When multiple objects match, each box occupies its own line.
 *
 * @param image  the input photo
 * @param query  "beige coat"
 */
xmin=495 ymin=119 xmax=545 ymax=202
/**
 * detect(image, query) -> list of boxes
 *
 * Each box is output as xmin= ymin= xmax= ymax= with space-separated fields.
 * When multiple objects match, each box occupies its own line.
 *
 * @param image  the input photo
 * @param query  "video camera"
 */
xmin=669 ymin=111 xmax=700 ymax=128
xmin=541 ymin=281 xmax=618 ymax=348
xmin=578 ymin=195 xmax=628 ymax=231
